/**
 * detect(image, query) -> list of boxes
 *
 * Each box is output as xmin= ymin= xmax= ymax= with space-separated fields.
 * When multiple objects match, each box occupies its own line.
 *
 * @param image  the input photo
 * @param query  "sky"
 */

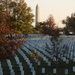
xmin=25 ymin=0 xmax=75 ymax=28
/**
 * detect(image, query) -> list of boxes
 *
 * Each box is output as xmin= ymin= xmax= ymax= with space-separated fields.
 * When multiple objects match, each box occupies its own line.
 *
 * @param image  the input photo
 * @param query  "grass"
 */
xmin=0 ymin=42 xmax=75 ymax=75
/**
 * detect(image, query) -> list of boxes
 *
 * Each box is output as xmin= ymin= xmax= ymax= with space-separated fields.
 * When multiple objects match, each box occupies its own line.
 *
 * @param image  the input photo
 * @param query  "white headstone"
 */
xmin=61 ymin=57 xmax=63 ymax=60
xmin=63 ymin=57 xmax=66 ymax=61
xmin=53 ymin=68 xmax=56 ymax=74
xmin=66 ymin=59 xmax=69 ymax=64
xmin=58 ymin=54 xmax=61 ymax=58
xmin=73 ymin=66 xmax=75 ymax=72
xmin=67 ymin=54 xmax=69 ymax=58
xmin=31 ymin=67 xmax=34 ymax=72
xmin=48 ymin=62 xmax=51 ymax=66
xmin=0 ymin=62 xmax=3 ymax=75
xmin=74 ymin=53 xmax=75 ymax=57
xmin=37 ymin=61 xmax=40 ymax=66
xmin=30 ymin=64 xmax=32 ymax=69
xmin=32 ymin=71 xmax=35 ymax=75
xmin=53 ymin=57 xmax=56 ymax=61
xmin=42 ymin=68 xmax=45 ymax=73
xmin=65 ymin=69 xmax=68 ymax=75
xmin=21 ymin=71 xmax=24 ymax=75
xmin=70 ymin=56 xmax=73 ymax=60
xmin=61 ymin=54 xmax=63 ymax=57
xmin=70 ymin=52 xmax=73 ymax=60
xmin=64 ymin=54 xmax=67 ymax=57
xmin=73 ymin=58 xmax=75 ymax=62
xmin=11 ymin=71 xmax=15 ymax=75
xmin=46 ymin=59 xmax=48 ymax=63
xmin=44 ymin=57 xmax=46 ymax=61
xmin=19 ymin=63 xmax=22 ymax=66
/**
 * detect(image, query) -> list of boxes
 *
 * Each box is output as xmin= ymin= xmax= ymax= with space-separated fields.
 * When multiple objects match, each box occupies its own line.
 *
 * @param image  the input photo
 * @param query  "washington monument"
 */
xmin=35 ymin=4 xmax=40 ymax=27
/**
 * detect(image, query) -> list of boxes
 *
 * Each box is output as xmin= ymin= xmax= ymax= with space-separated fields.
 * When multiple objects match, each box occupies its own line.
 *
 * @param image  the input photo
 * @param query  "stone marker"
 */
xmin=48 ymin=62 xmax=51 ymax=66
xmin=66 ymin=59 xmax=69 ymax=64
xmin=63 ymin=57 xmax=66 ymax=61
xmin=73 ymin=58 xmax=75 ymax=62
xmin=42 ymin=68 xmax=45 ymax=73
xmin=53 ymin=68 xmax=56 ymax=74
xmin=65 ymin=69 xmax=68 ymax=75
xmin=73 ymin=66 xmax=75 ymax=72
xmin=37 ymin=61 xmax=41 ymax=66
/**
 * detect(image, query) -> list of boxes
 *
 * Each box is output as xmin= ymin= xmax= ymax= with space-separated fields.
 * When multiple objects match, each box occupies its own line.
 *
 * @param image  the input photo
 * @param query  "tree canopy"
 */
xmin=0 ymin=0 xmax=34 ymax=34
xmin=62 ymin=13 xmax=75 ymax=34
xmin=41 ymin=15 xmax=59 ymax=39
xmin=0 ymin=11 xmax=24 ymax=60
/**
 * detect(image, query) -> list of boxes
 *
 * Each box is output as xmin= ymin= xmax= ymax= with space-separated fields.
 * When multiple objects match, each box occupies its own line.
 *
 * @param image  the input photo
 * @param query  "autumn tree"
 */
xmin=42 ymin=15 xmax=59 ymax=39
xmin=0 ymin=0 xmax=34 ymax=34
xmin=41 ymin=15 xmax=66 ymax=64
xmin=0 ymin=11 xmax=24 ymax=60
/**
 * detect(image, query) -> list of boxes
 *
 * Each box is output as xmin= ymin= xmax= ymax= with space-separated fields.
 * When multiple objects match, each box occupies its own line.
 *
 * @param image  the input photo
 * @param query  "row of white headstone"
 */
xmin=52 ymin=67 xmax=75 ymax=74
xmin=26 ymin=40 xmax=73 ymax=63
xmin=18 ymin=49 xmax=35 ymax=75
xmin=23 ymin=44 xmax=51 ymax=66
xmin=0 ymin=62 xmax=3 ymax=75
xmin=6 ymin=60 xmax=15 ymax=75
xmin=35 ymin=39 xmax=75 ymax=61
xmin=41 ymin=67 xmax=75 ymax=74
xmin=27 ymin=40 xmax=69 ymax=63
xmin=25 ymin=39 xmax=75 ymax=74
xmin=14 ymin=55 xmax=24 ymax=75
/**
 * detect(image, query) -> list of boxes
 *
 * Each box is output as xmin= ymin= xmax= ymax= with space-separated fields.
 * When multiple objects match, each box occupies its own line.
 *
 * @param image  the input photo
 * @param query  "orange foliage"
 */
xmin=0 ymin=11 xmax=24 ymax=60
xmin=42 ymin=15 xmax=59 ymax=39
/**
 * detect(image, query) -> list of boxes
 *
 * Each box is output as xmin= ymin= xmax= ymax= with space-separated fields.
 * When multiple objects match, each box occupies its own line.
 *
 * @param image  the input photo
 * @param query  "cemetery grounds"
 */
xmin=0 ymin=34 xmax=75 ymax=75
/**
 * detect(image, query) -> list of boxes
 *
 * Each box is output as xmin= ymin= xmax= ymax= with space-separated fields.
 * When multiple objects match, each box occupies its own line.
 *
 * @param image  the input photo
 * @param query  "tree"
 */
xmin=42 ymin=15 xmax=64 ymax=63
xmin=0 ymin=11 xmax=24 ymax=60
xmin=42 ymin=15 xmax=69 ymax=70
xmin=0 ymin=0 xmax=34 ymax=34
xmin=42 ymin=15 xmax=59 ymax=39
xmin=0 ymin=4 xmax=4 ymax=15
xmin=62 ymin=13 xmax=75 ymax=34
xmin=34 ymin=22 xmax=45 ymax=34
xmin=10 ymin=0 xmax=34 ymax=34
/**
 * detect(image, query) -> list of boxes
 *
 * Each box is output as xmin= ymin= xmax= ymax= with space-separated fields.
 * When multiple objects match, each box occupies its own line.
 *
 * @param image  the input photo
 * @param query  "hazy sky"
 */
xmin=25 ymin=0 xmax=75 ymax=27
